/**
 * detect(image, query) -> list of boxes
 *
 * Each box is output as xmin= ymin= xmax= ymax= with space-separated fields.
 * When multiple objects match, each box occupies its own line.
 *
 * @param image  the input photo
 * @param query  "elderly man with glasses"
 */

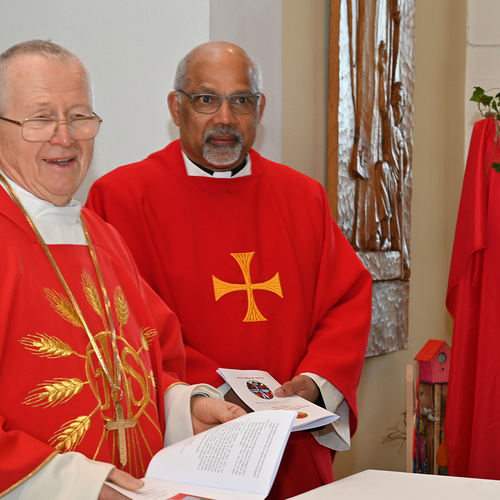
xmin=0 ymin=40 xmax=246 ymax=500
xmin=87 ymin=41 xmax=372 ymax=500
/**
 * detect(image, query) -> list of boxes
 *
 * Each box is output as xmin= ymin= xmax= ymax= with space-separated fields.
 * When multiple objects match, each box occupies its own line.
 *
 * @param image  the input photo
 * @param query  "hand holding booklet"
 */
xmin=217 ymin=368 xmax=339 ymax=431
xmin=107 ymin=410 xmax=296 ymax=500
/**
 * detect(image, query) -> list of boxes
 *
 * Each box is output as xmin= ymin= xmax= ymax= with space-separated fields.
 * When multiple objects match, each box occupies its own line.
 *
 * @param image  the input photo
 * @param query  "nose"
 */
xmin=213 ymin=97 xmax=235 ymax=124
xmin=48 ymin=121 xmax=74 ymax=147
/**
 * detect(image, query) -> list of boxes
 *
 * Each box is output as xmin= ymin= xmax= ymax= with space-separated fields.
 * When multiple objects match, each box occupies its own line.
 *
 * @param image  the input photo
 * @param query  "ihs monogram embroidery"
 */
xmin=213 ymin=252 xmax=283 ymax=322
xmin=19 ymin=269 xmax=160 ymax=471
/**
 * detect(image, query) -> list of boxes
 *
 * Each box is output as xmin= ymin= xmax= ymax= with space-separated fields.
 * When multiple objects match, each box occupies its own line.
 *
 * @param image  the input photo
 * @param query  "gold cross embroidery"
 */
xmin=105 ymin=401 xmax=136 ymax=467
xmin=213 ymin=252 xmax=283 ymax=322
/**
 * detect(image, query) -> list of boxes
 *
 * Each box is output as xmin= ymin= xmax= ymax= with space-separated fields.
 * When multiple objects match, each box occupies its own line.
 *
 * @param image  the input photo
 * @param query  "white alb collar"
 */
xmin=182 ymin=151 xmax=252 ymax=178
xmin=0 ymin=173 xmax=86 ymax=244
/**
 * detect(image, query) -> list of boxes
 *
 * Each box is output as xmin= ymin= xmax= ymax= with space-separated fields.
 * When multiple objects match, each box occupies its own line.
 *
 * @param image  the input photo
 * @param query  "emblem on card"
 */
xmin=247 ymin=380 xmax=274 ymax=399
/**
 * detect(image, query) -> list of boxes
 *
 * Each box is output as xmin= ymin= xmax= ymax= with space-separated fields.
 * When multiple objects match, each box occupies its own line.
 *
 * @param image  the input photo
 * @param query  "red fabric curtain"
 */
xmin=446 ymin=117 xmax=500 ymax=478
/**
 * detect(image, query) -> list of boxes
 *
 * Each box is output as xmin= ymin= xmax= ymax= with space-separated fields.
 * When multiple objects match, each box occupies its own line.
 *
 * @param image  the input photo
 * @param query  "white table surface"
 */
xmin=288 ymin=469 xmax=500 ymax=499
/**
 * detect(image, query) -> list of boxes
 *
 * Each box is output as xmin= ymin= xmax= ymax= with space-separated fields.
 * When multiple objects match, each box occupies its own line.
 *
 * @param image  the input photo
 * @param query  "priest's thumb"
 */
xmin=275 ymin=386 xmax=286 ymax=397
xmin=106 ymin=467 xmax=144 ymax=490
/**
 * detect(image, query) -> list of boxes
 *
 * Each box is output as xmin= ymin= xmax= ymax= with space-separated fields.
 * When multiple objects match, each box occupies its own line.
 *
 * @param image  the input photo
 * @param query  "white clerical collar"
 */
xmin=0 ymin=173 xmax=86 ymax=245
xmin=182 ymin=151 xmax=252 ymax=178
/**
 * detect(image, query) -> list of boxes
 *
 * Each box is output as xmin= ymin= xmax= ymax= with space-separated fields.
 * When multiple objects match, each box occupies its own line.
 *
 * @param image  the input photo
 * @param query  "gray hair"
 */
xmin=173 ymin=49 xmax=263 ymax=95
xmin=0 ymin=39 xmax=93 ymax=113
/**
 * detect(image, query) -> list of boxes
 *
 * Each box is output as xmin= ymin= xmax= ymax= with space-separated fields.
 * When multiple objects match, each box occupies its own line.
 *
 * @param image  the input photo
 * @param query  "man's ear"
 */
xmin=257 ymin=93 xmax=266 ymax=124
xmin=167 ymin=91 xmax=181 ymax=126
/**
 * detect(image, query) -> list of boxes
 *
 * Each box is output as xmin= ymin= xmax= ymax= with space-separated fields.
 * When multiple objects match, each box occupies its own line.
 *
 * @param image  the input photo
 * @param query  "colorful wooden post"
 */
xmin=414 ymin=340 xmax=451 ymax=474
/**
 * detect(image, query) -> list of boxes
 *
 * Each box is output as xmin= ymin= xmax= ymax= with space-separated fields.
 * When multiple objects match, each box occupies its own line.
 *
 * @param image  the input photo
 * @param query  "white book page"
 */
xmin=217 ymin=368 xmax=339 ymax=431
xmin=106 ymin=477 xmax=267 ymax=500
xmin=107 ymin=411 xmax=295 ymax=500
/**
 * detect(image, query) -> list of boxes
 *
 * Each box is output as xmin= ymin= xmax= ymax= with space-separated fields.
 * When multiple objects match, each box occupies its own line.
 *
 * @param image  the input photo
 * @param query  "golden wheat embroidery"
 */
xmin=82 ymin=269 xmax=104 ymax=318
xmin=149 ymin=370 xmax=158 ymax=392
xmin=19 ymin=333 xmax=77 ymax=358
xmin=24 ymin=378 xmax=85 ymax=407
xmin=44 ymin=288 xmax=83 ymax=328
xmin=140 ymin=327 xmax=157 ymax=352
xmin=50 ymin=415 xmax=91 ymax=452
xmin=114 ymin=286 xmax=129 ymax=326
xmin=28 ymin=275 xmax=158 ymax=463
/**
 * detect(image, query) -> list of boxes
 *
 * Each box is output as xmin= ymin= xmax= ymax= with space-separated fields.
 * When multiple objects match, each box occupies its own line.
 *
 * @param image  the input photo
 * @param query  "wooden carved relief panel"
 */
xmin=327 ymin=0 xmax=415 ymax=356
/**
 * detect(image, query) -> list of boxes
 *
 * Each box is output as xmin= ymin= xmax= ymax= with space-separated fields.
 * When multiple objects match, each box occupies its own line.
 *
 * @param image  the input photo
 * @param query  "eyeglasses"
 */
xmin=177 ymin=90 xmax=260 ymax=115
xmin=0 ymin=113 xmax=102 ymax=142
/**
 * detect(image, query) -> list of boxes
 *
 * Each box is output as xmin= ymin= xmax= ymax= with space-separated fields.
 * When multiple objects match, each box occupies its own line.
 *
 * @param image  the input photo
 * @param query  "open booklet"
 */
xmin=107 ymin=410 xmax=296 ymax=500
xmin=217 ymin=368 xmax=339 ymax=432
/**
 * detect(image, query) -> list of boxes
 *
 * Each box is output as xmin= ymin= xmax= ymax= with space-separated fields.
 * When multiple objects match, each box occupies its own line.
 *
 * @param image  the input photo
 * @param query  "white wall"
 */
xmin=465 ymin=0 xmax=500 ymax=148
xmin=0 ymin=0 xmax=282 ymax=201
xmin=0 ymin=0 xmax=210 ymax=200
xmin=210 ymin=0 xmax=282 ymax=164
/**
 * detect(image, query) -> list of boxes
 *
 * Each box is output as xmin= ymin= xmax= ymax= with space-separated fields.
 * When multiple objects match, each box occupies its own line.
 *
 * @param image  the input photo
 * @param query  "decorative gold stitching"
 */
xmin=213 ymin=252 xmax=283 ymax=322
xmin=44 ymin=288 xmax=82 ymax=328
xmin=139 ymin=327 xmax=157 ymax=352
xmin=24 ymin=378 xmax=86 ymax=407
xmin=50 ymin=414 xmax=93 ymax=452
xmin=163 ymin=381 xmax=189 ymax=397
xmin=82 ymin=269 xmax=105 ymax=319
xmin=19 ymin=333 xmax=81 ymax=359
xmin=114 ymin=286 xmax=129 ymax=327
xmin=18 ymin=273 xmax=161 ymax=475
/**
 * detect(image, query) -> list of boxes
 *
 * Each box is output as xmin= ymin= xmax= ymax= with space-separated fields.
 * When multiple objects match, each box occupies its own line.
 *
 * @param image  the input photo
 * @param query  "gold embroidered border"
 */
xmin=0 ymin=450 xmax=60 ymax=498
xmin=163 ymin=381 xmax=189 ymax=398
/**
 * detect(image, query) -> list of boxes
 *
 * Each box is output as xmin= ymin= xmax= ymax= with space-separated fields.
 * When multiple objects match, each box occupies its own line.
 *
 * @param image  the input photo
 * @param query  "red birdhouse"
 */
xmin=414 ymin=340 xmax=451 ymax=384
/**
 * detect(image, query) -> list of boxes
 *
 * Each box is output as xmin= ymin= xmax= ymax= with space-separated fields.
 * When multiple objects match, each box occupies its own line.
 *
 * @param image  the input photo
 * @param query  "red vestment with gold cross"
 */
xmin=0 ymin=188 xmax=185 ymax=494
xmin=87 ymin=139 xmax=372 ymax=500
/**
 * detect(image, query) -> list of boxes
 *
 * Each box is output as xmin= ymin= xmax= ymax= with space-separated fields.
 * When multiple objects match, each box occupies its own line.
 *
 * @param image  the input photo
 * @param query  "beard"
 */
xmin=202 ymin=125 xmax=243 ymax=166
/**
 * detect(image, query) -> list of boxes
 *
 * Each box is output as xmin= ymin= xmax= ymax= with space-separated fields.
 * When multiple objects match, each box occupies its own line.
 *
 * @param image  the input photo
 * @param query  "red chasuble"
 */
xmin=0 ymin=188 xmax=185 ymax=495
xmin=446 ymin=117 xmax=500 ymax=479
xmin=87 ymin=140 xmax=372 ymax=499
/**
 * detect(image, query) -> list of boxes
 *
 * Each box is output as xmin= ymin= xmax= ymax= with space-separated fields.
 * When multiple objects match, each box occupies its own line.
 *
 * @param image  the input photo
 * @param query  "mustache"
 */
xmin=203 ymin=125 xmax=243 ymax=144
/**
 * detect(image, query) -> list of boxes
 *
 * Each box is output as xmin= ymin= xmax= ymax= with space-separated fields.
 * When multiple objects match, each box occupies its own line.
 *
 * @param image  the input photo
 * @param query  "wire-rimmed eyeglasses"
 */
xmin=177 ymin=90 xmax=260 ymax=115
xmin=0 ymin=112 xmax=102 ymax=142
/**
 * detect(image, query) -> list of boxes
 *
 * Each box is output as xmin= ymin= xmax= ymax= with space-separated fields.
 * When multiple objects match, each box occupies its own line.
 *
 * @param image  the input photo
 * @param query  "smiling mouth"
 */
xmin=203 ymin=125 xmax=243 ymax=147
xmin=210 ymin=135 xmax=236 ymax=144
xmin=45 ymin=157 xmax=75 ymax=166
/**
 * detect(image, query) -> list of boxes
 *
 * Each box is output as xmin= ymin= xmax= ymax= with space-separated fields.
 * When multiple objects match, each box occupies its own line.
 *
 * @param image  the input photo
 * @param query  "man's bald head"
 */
xmin=174 ymin=42 xmax=262 ymax=94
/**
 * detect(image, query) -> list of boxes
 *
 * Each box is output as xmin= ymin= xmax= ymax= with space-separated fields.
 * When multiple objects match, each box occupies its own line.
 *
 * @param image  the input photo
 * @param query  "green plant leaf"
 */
xmin=471 ymin=86 xmax=485 ymax=102
xmin=480 ymin=95 xmax=493 ymax=106
xmin=492 ymin=162 xmax=500 ymax=173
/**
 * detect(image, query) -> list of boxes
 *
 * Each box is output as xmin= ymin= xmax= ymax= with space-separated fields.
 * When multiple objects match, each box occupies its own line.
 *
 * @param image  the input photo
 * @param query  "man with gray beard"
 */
xmin=87 ymin=41 xmax=372 ymax=500
xmin=201 ymin=124 xmax=243 ymax=166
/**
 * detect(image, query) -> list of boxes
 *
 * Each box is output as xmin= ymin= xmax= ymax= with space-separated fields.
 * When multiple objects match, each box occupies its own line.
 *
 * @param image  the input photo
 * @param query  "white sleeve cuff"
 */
xmin=301 ymin=372 xmax=351 ymax=451
xmin=164 ymin=384 xmax=223 ymax=446
xmin=4 ymin=452 xmax=114 ymax=500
